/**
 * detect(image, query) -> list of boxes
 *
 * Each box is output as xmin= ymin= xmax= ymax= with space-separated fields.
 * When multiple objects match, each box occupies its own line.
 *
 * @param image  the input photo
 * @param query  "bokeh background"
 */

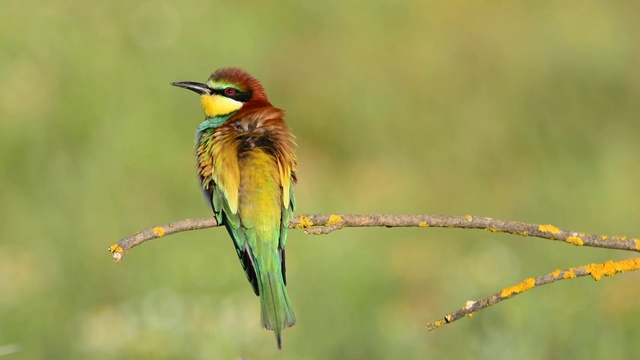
xmin=1 ymin=1 xmax=639 ymax=359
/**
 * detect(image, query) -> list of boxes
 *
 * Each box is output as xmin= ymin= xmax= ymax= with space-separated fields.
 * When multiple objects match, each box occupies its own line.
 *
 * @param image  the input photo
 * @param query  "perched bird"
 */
xmin=172 ymin=68 xmax=297 ymax=349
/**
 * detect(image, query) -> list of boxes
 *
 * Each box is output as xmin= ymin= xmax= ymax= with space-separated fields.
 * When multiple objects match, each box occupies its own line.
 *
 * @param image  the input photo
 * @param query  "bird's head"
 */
xmin=172 ymin=67 xmax=269 ymax=118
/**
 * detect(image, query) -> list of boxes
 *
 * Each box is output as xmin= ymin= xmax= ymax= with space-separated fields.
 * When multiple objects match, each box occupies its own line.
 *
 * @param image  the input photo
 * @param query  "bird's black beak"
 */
xmin=171 ymin=81 xmax=212 ymax=95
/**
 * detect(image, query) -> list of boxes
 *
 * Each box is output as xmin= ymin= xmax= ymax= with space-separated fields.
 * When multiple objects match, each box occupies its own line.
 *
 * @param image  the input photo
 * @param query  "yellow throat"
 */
xmin=200 ymin=94 xmax=243 ymax=117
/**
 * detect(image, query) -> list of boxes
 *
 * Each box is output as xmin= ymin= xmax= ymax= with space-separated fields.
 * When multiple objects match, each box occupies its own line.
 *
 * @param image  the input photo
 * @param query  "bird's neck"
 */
xmin=197 ymin=113 xmax=236 ymax=132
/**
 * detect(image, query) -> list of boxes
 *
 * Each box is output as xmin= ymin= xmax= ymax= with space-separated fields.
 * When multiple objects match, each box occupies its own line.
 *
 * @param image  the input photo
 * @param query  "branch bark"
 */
xmin=109 ymin=214 xmax=640 ymax=262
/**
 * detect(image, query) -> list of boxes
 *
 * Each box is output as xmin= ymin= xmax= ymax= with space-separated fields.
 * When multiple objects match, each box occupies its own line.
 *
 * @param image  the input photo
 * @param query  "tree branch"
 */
xmin=109 ymin=214 xmax=640 ymax=262
xmin=425 ymin=258 xmax=640 ymax=330
xmin=108 ymin=214 xmax=640 ymax=332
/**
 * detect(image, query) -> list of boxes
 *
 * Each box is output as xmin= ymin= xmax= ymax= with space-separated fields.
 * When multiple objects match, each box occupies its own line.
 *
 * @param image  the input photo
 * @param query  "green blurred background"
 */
xmin=1 ymin=0 xmax=639 ymax=359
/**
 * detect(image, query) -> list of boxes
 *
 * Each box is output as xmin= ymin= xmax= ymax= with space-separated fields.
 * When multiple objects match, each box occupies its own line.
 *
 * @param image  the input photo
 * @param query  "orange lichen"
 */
xmin=326 ymin=214 xmax=344 ymax=226
xmin=566 ymin=236 xmax=584 ymax=246
xmin=587 ymin=259 xmax=640 ymax=281
xmin=551 ymin=269 xmax=562 ymax=277
xmin=152 ymin=227 xmax=166 ymax=237
xmin=465 ymin=215 xmax=473 ymax=221
xmin=601 ymin=235 xmax=608 ymax=240
xmin=486 ymin=227 xmax=500 ymax=233
xmin=500 ymin=278 xmax=536 ymax=298
xmin=419 ymin=221 xmax=428 ymax=227
xmin=618 ymin=258 xmax=640 ymax=272
xmin=635 ymin=239 xmax=640 ymax=251
xmin=538 ymin=224 xmax=560 ymax=234
xmin=563 ymin=270 xmax=576 ymax=279
xmin=465 ymin=312 xmax=475 ymax=318
xmin=296 ymin=215 xmax=313 ymax=229
xmin=109 ymin=244 xmax=124 ymax=254
xmin=587 ymin=261 xmax=615 ymax=281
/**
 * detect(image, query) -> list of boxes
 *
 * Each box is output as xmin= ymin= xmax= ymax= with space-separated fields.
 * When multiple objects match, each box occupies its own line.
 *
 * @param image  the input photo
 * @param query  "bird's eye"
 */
xmin=224 ymin=88 xmax=237 ymax=96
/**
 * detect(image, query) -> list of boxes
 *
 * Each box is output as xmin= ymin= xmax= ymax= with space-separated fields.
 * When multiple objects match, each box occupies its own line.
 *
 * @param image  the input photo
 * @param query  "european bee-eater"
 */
xmin=172 ymin=68 xmax=297 ymax=349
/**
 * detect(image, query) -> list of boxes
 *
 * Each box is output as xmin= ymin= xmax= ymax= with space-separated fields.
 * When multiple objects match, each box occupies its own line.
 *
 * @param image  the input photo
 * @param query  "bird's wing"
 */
xmin=196 ymin=128 xmax=239 ymax=217
xmin=279 ymin=180 xmax=295 ymax=285
xmin=272 ymin=120 xmax=297 ymax=286
xmin=197 ymin=127 xmax=260 ymax=293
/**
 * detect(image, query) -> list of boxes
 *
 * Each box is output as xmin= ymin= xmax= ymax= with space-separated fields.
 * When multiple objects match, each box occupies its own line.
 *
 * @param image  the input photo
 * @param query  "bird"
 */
xmin=171 ymin=68 xmax=297 ymax=349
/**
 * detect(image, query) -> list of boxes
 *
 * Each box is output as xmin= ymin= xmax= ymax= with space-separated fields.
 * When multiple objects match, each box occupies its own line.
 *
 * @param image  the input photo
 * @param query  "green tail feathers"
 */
xmin=259 ymin=271 xmax=296 ymax=349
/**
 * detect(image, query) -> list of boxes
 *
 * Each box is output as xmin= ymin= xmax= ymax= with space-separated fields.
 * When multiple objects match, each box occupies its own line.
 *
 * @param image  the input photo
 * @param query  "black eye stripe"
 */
xmin=210 ymin=87 xmax=252 ymax=102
